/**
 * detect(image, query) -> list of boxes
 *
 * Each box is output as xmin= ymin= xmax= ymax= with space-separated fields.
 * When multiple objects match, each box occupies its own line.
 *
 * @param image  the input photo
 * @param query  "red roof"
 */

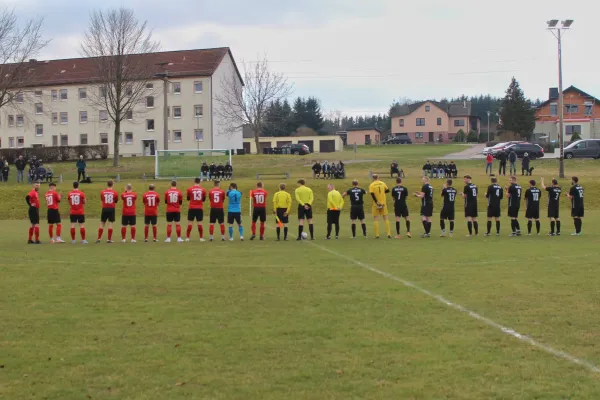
xmin=2 ymin=47 xmax=242 ymax=88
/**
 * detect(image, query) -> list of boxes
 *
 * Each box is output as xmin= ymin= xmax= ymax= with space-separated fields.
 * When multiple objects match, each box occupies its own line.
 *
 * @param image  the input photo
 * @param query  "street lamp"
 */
xmin=547 ymin=19 xmax=574 ymax=179
xmin=155 ymin=66 xmax=170 ymax=151
xmin=487 ymin=111 xmax=491 ymax=143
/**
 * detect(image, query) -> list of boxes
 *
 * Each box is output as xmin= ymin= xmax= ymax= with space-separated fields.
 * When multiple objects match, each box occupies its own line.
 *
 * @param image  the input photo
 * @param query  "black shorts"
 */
xmin=47 ymin=209 xmax=61 ymax=224
xmin=547 ymin=206 xmax=559 ymax=219
xmin=100 ymin=208 xmax=116 ymax=223
xmin=508 ymin=206 xmax=520 ymax=218
xmin=144 ymin=216 xmax=158 ymax=225
xmin=28 ymin=207 xmax=40 ymax=224
xmin=210 ymin=209 xmax=225 ymax=224
xmin=70 ymin=214 xmax=85 ymax=224
xmin=187 ymin=209 xmax=204 ymax=222
xmin=298 ymin=205 xmax=313 ymax=220
xmin=525 ymin=208 xmax=540 ymax=220
xmin=276 ymin=208 xmax=289 ymax=224
xmin=420 ymin=203 xmax=433 ymax=217
xmin=327 ymin=209 xmax=341 ymax=224
xmin=571 ymin=206 xmax=584 ymax=218
xmin=227 ymin=212 xmax=241 ymax=225
xmin=166 ymin=212 xmax=181 ymax=223
xmin=252 ymin=208 xmax=267 ymax=222
xmin=122 ymin=215 xmax=137 ymax=226
xmin=440 ymin=208 xmax=455 ymax=220
xmin=394 ymin=203 xmax=409 ymax=218
xmin=350 ymin=206 xmax=365 ymax=220
xmin=487 ymin=206 xmax=501 ymax=218
xmin=464 ymin=204 xmax=478 ymax=218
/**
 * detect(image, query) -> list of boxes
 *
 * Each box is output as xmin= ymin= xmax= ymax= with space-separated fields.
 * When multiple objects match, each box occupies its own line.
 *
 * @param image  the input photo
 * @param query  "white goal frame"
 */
xmin=154 ymin=149 xmax=233 ymax=178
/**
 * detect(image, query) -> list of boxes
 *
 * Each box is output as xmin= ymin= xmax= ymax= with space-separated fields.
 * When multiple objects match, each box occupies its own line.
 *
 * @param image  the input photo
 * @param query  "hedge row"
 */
xmin=0 ymin=145 xmax=109 ymax=164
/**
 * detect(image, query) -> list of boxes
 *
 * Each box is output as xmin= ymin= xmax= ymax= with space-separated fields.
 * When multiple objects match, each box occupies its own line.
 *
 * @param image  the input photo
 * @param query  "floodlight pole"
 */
xmin=557 ymin=29 xmax=565 ymax=179
xmin=487 ymin=110 xmax=491 ymax=143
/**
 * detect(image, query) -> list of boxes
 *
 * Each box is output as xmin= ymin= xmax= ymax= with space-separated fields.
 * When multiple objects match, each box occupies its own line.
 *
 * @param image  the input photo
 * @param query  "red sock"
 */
xmin=49 ymin=225 xmax=54 ymax=239
xmin=108 ymin=228 xmax=113 ymax=241
xmin=80 ymin=227 xmax=86 ymax=240
xmin=186 ymin=225 xmax=192 ymax=239
xmin=167 ymin=225 xmax=172 ymax=238
xmin=260 ymin=222 xmax=265 ymax=237
xmin=34 ymin=226 xmax=40 ymax=241
xmin=175 ymin=225 xmax=182 ymax=238
xmin=56 ymin=224 xmax=62 ymax=237
xmin=251 ymin=221 xmax=257 ymax=235
xmin=131 ymin=227 xmax=136 ymax=240
xmin=97 ymin=227 xmax=104 ymax=240
xmin=209 ymin=224 xmax=214 ymax=235
xmin=220 ymin=224 xmax=225 ymax=235
xmin=70 ymin=228 xmax=76 ymax=240
xmin=198 ymin=225 xmax=203 ymax=238
xmin=28 ymin=227 xmax=34 ymax=240
xmin=144 ymin=226 xmax=149 ymax=240
xmin=121 ymin=227 xmax=127 ymax=240
xmin=152 ymin=225 xmax=157 ymax=239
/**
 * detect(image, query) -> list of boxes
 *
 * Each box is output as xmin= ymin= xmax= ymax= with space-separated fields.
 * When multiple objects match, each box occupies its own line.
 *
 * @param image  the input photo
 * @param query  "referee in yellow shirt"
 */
xmin=368 ymin=174 xmax=392 ymax=238
xmin=295 ymin=179 xmax=314 ymax=240
xmin=326 ymin=183 xmax=344 ymax=239
xmin=273 ymin=183 xmax=292 ymax=241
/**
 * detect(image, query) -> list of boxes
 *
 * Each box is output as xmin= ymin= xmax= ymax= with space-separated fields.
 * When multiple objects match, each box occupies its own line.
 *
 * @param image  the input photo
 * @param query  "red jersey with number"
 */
xmin=121 ymin=192 xmax=138 ymax=216
xmin=45 ymin=191 xmax=61 ymax=210
xmin=27 ymin=189 xmax=40 ymax=209
xmin=209 ymin=188 xmax=225 ymax=209
xmin=68 ymin=190 xmax=86 ymax=215
xmin=165 ymin=189 xmax=183 ymax=213
xmin=143 ymin=191 xmax=160 ymax=217
xmin=100 ymin=189 xmax=119 ymax=209
xmin=187 ymin=186 xmax=206 ymax=210
xmin=250 ymin=189 xmax=268 ymax=208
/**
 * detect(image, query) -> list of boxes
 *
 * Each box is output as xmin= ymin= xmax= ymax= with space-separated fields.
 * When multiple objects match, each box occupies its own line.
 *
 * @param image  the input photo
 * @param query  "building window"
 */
xmin=80 ymin=111 xmax=88 ymax=123
xmin=34 ymin=89 xmax=42 ymax=97
xmin=78 ymin=88 xmax=87 ymax=100
xmin=584 ymin=102 xmax=593 ymax=116
xmin=118 ymin=133 xmax=123 ymax=145
xmin=52 ymin=135 xmax=58 ymax=146
xmin=399 ymin=119 xmax=404 ymax=127
xmin=35 ymin=124 xmax=43 ymax=136
xmin=60 ymin=112 xmax=68 ymax=124
xmin=167 ymin=130 xmax=170 ymax=143
xmin=194 ymin=129 xmax=204 ymax=142
xmin=16 ymin=115 xmax=24 ymax=127
xmin=167 ymin=106 xmax=170 ymax=118
xmin=17 ymin=136 xmax=24 ymax=148
xmin=146 ymin=83 xmax=154 ymax=90
xmin=565 ymin=125 xmax=582 ymax=135
xmin=565 ymin=104 xmax=579 ymax=113
xmin=59 ymin=89 xmax=68 ymax=101
xmin=100 ymin=133 xmax=108 ymax=144
xmin=125 ymin=85 xmax=132 ymax=96
xmin=51 ymin=90 xmax=58 ymax=101
xmin=99 ymin=110 xmax=108 ymax=122
xmin=15 ymin=93 xmax=23 ymax=103
xmin=80 ymin=134 xmax=88 ymax=145
xmin=454 ymin=119 xmax=465 ymax=127
xmin=416 ymin=118 xmax=425 ymax=126
xmin=125 ymin=132 xmax=133 ymax=145
xmin=173 ymin=106 xmax=182 ymax=118
xmin=126 ymin=110 xmax=133 ymax=120
xmin=52 ymin=112 xmax=58 ymax=125
xmin=550 ymin=103 xmax=558 ymax=116
xmin=60 ymin=135 xmax=68 ymax=146
xmin=415 ymin=132 xmax=424 ymax=139
xmin=172 ymin=82 xmax=181 ymax=94
xmin=8 ymin=115 xmax=14 ymax=127
xmin=173 ymin=130 xmax=182 ymax=142
xmin=35 ymin=103 xmax=43 ymax=114
xmin=194 ymin=104 xmax=203 ymax=117
xmin=425 ymin=105 xmax=430 ymax=112
xmin=146 ymin=119 xmax=154 ymax=131
xmin=437 ymin=117 xmax=442 ymax=126
xmin=99 ymin=86 xmax=107 ymax=98
xmin=194 ymin=81 xmax=203 ymax=93
xmin=9 ymin=137 xmax=14 ymax=148
xmin=146 ymin=96 xmax=154 ymax=108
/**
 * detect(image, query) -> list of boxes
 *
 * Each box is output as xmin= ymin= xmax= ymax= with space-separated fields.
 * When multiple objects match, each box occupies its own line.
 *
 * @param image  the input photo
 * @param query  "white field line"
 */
xmin=306 ymin=240 xmax=600 ymax=375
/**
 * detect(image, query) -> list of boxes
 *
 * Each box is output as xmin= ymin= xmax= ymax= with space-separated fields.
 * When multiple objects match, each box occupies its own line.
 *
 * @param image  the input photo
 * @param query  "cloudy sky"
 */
xmin=10 ymin=0 xmax=599 ymax=116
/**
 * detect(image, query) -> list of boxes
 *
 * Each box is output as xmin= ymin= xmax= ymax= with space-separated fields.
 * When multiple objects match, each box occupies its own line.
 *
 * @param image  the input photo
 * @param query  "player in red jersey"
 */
xmin=164 ymin=180 xmax=183 ymax=242
xmin=45 ymin=182 xmax=65 ymax=243
xmin=143 ymin=184 xmax=160 ymax=242
xmin=25 ymin=182 xmax=41 ymax=244
xmin=97 ymin=180 xmax=119 ymax=243
xmin=208 ymin=180 xmax=226 ymax=241
xmin=68 ymin=181 xmax=87 ymax=244
xmin=186 ymin=177 xmax=207 ymax=242
xmin=249 ymin=181 xmax=268 ymax=240
xmin=121 ymin=184 xmax=138 ymax=243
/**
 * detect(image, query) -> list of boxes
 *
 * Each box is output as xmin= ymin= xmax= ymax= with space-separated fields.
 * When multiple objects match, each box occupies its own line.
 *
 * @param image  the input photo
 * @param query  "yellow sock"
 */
xmin=385 ymin=220 xmax=391 ymax=236
xmin=374 ymin=221 xmax=380 ymax=237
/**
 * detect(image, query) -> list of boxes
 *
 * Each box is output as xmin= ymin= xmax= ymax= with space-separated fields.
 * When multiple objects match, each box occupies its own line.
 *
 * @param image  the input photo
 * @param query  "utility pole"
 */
xmin=163 ymin=71 xmax=169 ymax=151
xmin=487 ymin=110 xmax=491 ymax=143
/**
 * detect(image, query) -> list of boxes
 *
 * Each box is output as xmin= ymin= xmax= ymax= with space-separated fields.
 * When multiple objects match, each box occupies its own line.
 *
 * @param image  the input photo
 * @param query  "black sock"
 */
xmin=351 ymin=224 xmax=356 ymax=237
xmin=309 ymin=224 xmax=314 ymax=239
xmin=396 ymin=221 xmax=400 ymax=234
xmin=406 ymin=221 xmax=411 ymax=233
xmin=550 ymin=221 xmax=555 ymax=234
xmin=467 ymin=221 xmax=473 ymax=235
xmin=298 ymin=225 xmax=303 ymax=238
xmin=487 ymin=221 xmax=492 ymax=234
xmin=515 ymin=220 xmax=521 ymax=231
xmin=335 ymin=224 xmax=339 ymax=237
xmin=510 ymin=220 xmax=516 ymax=232
xmin=535 ymin=220 xmax=540 ymax=234
xmin=284 ymin=227 xmax=288 ymax=239
xmin=276 ymin=227 xmax=281 ymax=239
xmin=496 ymin=220 xmax=500 ymax=233
xmin=326 ymin=224 xmax=332 ymax=237
xmin=575 ymin=218 xmax=582 ymax=233
xmin=473 ymin=221 xmax=478 ymax=234
xmin=440 ymin=220 xmax=446 ymax=231
xmin=449 ymin=221 xmax=454 ymax=232
xmin=426 ymin=222 xmax=432 ymax=234
xmin=422 ymin=220 xmax=427 ymax=232
xmin=527 ymin=221 xmax=532 ymax=234
xmin=556 ymin=220 xmax=561 ymax=234
xmin=361 ymin=223 xmax=367 ymax=236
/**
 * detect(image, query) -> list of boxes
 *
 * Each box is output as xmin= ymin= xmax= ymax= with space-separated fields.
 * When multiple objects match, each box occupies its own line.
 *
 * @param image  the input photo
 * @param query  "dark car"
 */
xmin=281 ymin=143 xmax=310 ymax=155
xmin=495 ymin=143 xmax=544 ymax=159
xmin=382 ymin=135 xmax=412 ymax=145
xmin=564 ymin=139 xmax=600 ymax=159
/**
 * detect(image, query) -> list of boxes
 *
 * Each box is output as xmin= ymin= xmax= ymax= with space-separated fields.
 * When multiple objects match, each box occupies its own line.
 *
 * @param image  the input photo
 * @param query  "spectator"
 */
xmin=322 ymin=161 xmax=330 ymax=179
xmin=216 ymin=163 xmax=225 ymax=180
xmin=508 ymin=149 xmax=518 ymax=175
xmin=450 ymin=161 xmax=458 ymax=178
xmin=37 ymin=163 xmax=47 ymax=182
xmin=224 ymin=162 xmax=233 ymax=180
xmin=485 ymin=153 xmax=493 ymax=176
xmin=422 ymin=161 xmax=430 ymax=177
xmin=15 ymin=155 xmax=26 ymax=183
xmin=522 ymin=153 xmax=532 ymax=176
xmin=498 ymin=151 xmax=507 ymax=176
xmin=1 ymin=161 xmax=8 ymax=182
xmin=437 ymin=161 xmax=444 ymax=179
xmin=28 ymin=165 xmax=36 ymax=183
xmin=330 ymin=163 xmax=338 ymax=179
xmin=336 ymin=162 xmax=345 ymax=179
xmin=45 ymin=165 xmax=54 ymax=182
xmin=200 ymin=162 xmax=209 ymax=181
xmin=76 ymin=155 xmax=86 ymax=182
xmin=312 ymin=161 xmax=322 ymax=178
xmin=209 ymin=162 xmax=217 ymax=180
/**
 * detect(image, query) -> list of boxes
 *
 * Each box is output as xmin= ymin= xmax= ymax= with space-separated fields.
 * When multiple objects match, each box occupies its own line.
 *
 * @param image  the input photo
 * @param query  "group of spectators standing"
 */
xmin=422 ymin=161 xmax=458 ymax=179
xmin=200 ymin=161 xmax=234 ymax=181
xmin=312 ymin=161 xmax=346 ymax=179
xmin=487 ymin=149 xmax=533 ymax=177
xmin=0 ymin=155 xmax=54 ymax=183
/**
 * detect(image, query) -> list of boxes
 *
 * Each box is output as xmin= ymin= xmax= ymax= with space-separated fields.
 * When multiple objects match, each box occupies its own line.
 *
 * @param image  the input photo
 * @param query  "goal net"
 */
xmin=155 ymin=149 xmax=232 ymax=179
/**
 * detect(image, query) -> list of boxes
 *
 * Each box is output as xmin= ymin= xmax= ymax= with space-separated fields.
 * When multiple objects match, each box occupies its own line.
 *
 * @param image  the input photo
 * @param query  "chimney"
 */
xmin=549 ymin=88 xmax=559 ymax=100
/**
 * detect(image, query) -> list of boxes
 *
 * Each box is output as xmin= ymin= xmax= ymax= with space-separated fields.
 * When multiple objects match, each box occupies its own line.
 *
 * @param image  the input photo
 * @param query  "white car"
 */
xmin=482 ymin=142 xmax=508 ymax=155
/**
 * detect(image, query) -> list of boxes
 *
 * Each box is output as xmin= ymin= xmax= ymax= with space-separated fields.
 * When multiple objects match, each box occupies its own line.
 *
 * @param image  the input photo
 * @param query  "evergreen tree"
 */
xmin=304 ymin=97 xmax=324 ymax=131
xmin=499 ymin=77 xmax=536 ymax=140
xmin=292 ymin=97 xmax=307 ymax=132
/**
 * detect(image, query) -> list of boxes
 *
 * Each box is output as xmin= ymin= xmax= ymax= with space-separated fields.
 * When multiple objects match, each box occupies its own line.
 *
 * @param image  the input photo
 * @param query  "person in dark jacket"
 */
xmin=28 ymin=165 xmax=37 ymax=183
xmin=390 ymin=161 xmax=399 ymax=178
xmin=521 ymin=153 xmax=532 ymax=176
xmin=450 ymin=161 xmax=458 ymax=178
xmin=312 ymin=162 xmax=322 ymax=178
xmin=76 ymin=155 xmax=86 ymax=182
xmin=209 ymin=162 xmax=217 ymax=180
xmin=322 ymin=161 xmax=330 ymax=179
xmin=1 ymin=161 xmax=8 ymax=182
xmin=15 ymin=155 xmax=26 ymax=183
xmin=508 ymin=149 xmax=518 ymax=176
xmin=422 ymin=161 xmax=431 ymax=177
xmin=224 ymin=162 xmax=233 ymax=180
xmin=216 ymin=163 xmax=225 ymax=180
xmin=497 ymin=152 xmax=507 ymax=176
xmin=200 ymin=162 xmax=209 ymax=181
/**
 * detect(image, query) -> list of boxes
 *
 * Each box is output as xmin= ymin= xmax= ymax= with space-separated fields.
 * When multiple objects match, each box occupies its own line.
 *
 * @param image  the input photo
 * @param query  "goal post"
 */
xmin=155 ymin=149 xmax=233 ymax=179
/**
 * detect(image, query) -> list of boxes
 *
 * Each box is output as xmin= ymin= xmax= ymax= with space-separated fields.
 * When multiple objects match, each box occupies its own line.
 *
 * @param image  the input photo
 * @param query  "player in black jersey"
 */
xmin=391 ymin=178 xmax=411 ymax=238
xmin=343 ymin=180 xmax=367 ymax=238
xmin=567 ymin=176 xmax=584 ymax=236
xmin=506 ymin=176 xmax=522 ymax=236
xmin=524 ymin=180 xmax=542 ymax=235
xmin=461 ymin=175 xmax=479 ymax=236
xmin=440 ymin=179 xmax=457 ymax=237
xmin=541 ymin=177 xmax=561 ymax=236
xmin=415 ymin=176 xmax=434 ymax=238
xmin=485 ymin=177 xmax=503 ymax=236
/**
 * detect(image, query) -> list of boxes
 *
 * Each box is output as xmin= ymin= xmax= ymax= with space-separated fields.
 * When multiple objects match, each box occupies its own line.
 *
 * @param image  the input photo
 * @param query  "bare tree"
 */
xmin=80 ymin=8 xmax=159 ymax=166
xmin=0 ymin=9 xmax=48 ymax=111
xmin=215 ymin=56 xmax=291 ymax=153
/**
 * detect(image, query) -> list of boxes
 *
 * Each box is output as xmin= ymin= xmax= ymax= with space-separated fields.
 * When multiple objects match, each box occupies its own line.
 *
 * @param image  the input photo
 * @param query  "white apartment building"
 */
xmin=0 ymin=47 xmax=244 ymax=156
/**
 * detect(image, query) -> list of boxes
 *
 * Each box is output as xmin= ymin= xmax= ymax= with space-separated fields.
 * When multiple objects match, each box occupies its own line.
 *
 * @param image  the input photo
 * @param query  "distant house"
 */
xmin=337 ymin=127 xmax=381 ymax=146
xmin=535 ymin=86 xmax=600 ymax=141
xmin=390 ymin=101 xmax=480 ymax=143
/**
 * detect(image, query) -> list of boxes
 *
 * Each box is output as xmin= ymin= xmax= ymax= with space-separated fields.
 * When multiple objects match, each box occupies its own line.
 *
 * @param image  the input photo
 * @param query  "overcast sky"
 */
xmin=10 ymin=0 xmax=598 ymax=116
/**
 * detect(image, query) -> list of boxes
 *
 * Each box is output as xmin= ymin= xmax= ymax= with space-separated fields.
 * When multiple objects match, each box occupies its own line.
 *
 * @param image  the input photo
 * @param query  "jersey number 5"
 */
xmin=213 ymin=193 xmax=220 ymax=203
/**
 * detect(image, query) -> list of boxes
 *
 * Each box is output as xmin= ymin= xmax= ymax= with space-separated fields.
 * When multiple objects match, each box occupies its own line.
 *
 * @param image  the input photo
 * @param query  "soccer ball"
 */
xmin=301 ymin=232 xmax=308 ymax=239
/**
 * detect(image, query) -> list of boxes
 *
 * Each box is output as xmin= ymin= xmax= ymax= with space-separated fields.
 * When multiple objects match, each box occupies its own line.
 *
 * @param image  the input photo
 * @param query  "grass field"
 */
xmin=2 ymin=144 xmax=600 ymax=399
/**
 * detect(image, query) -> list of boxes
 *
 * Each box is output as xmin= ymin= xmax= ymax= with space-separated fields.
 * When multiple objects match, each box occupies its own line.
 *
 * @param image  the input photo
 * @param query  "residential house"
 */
xmin=337 ymin=127 xmax=381 ymax=146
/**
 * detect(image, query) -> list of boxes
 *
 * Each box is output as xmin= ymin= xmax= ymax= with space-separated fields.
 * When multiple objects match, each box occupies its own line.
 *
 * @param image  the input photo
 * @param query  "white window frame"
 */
xmin=80 ymin=133 xmax=88 ymax=145
xmin=8 ymin=137 xmax=14 ymax=148
xmin=194 ymin=128 xmax=204 ymax=142
xmin=194 ymin=81 xmax=203 ymax=93
xmin=173 ymin=130 xmax=182 ymax=143
xmin=52 ymin=135 xmax=58 ymax=146
xmin=60 ymin=112 xmax=68 ymax=125
xmin=172 ymin=82 xmax=181 ymax=94
xmin=146 ymin=83 xmax=154 ymax=90
xmin=99 ymin=86 xmax=107 ymax=98
xmin=51 ymin=90 xmax=58 ymax=102
xmin=99 ymin=110 xmax=108 ymax=122
xmin=34 ymin=89 xmax=42 ymax=97
xmin=15 ymin=93 xmax=23 ymax=103
xmin=146 ymin=96 xmax=154 ymax=108
xmin=16 ymin=115 xmax=24 ymax=127
xmin=35 ymin=103 xmax=43 ymax=114
xmin=173 ymin=106 xmax=182 ymax=118
xmin=80 ymin=111 xmax=88 ymax=124
xmin=416 ymin=132 xmax=424 ymax=139
xmin=60 ymin=135 xmax=68 ymax=146
xmin=59 ymin=89 xmax=68 ymax=101
xmin=99 ymin=133 xmax=109 ymax=145
xmin=125 ymin=132 xmax=133 ymax=145
xmin=146 ymin=119 xmax=155 ymax=131
xmin=194 ymin=104 xmax=203 ymax=117
xmin=126 ymin=110 xmax=133 ymax=120
xmin=78 ymin=88 xmax=87 ymax=100
xmin=52 ymin=112 xmax=58 ymax=125
xmin=35 ymin=124 xmax=43 ymax=136
xmin=17 ymin=136 xmax=24 ymax=148
xmin=118 ymin=133 xmax=123 ymax=145
xmin=8 ymin=115 xmax=14 ymax=127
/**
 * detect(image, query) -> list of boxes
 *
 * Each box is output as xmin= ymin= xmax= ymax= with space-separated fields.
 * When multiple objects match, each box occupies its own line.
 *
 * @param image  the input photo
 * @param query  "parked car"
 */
xmin=483 ymin=142 xmax=508 ymax=155
xmin=382 ymin=135 xmax=412 ymax=145
xmin=495 ymin=143 xmax=544 ymax=159
xmin=489 ymin=141 xmax=526 ymax=156
xmin=281 ymin=143 xmax=310 ymax=155
xmin=563 ymin=139 xmax=600 ymax=159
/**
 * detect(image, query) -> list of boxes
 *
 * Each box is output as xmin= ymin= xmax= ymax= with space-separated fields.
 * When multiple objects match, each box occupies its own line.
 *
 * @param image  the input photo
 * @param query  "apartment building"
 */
xmin=0 ymin=47 xmax=244 ymax=156
xmin=390 ymin=100 xmax=480 ymax=143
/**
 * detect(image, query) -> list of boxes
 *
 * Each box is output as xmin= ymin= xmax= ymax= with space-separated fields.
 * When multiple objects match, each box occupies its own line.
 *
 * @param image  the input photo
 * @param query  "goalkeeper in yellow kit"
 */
xmin=368 ymin=174 xmax=392 ymax=239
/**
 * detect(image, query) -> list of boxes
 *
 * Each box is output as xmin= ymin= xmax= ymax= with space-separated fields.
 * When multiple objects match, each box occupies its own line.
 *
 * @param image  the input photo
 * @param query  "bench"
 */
xmin=369 ymin=170 xmax=405 ymax=179
xmin=256 ymin=172 xmax=290 ymax=180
